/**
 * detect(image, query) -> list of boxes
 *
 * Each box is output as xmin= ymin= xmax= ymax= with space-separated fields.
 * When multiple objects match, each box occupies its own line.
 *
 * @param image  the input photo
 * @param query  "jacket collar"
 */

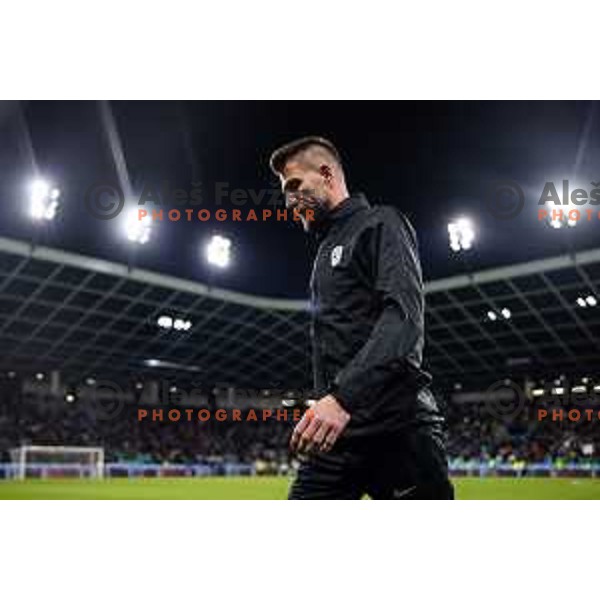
xmin=328 ymin=193 xmax=370 ymax=222
xmin=314 ymin=193 xmax=370 ymax=239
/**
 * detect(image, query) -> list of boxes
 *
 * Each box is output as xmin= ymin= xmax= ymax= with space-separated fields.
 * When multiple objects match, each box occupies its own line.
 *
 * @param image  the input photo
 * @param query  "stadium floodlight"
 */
xmin=576 ymin=295 xmax=598 ymax=308
xmin=143 ymin=358 xmax=201 ymax=372
xmin=157 ymin=315 xmax=192 ymax=331
xmin=29 ymin=178 xmax=61 ymax=221
xmin=486 ymin=308 xmax=510 ymax=321
xmin=65 ymin=392 xmax=76 ymax=403
xmin=206 ymin=234 xmax=232 ymax=268
xmin=594 ymin=385 xmax=600 ymax=393
xmin=35 ymin=372 xmax=44 ymax=381
xmin=157 ymin=315 xmax=173 ymax=329
xmin=124 ymin=208 xmax=153 ymax=244
xmin=448 ymin=218 xmax=475 ymax=252
xmin=547 ymin=211 xmax=579 ymax=229
xmin=531 ymin=388 xmax=544 ymax=397
xmin=572 ymin=385 xmax=587 ymax=394
xmin=173 ymin=318 xmax=192 ymax=331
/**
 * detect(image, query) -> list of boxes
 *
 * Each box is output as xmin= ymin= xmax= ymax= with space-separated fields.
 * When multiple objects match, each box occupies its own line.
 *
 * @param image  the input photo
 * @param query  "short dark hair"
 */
xmin=269 ymin=136 xmax=342 ymax=175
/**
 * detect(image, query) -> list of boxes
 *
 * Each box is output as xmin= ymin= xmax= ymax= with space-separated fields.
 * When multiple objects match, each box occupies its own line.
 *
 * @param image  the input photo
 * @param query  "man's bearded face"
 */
xmin=281 ymin=162 xmax=331 ymax=232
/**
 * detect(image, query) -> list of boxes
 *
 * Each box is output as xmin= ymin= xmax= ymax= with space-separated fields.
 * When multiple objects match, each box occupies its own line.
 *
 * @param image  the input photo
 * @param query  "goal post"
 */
xmin=9 ymin=445 xmax=105 ymax=480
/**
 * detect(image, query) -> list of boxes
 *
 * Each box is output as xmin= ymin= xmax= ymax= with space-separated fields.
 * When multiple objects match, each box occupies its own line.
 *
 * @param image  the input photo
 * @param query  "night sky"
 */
xmin=1 ymin=100 xmax=598 ymax=299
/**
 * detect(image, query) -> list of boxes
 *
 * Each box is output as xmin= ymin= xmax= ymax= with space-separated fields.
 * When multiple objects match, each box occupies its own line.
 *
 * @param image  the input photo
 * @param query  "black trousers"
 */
xmin=288 ymin=426 xmax=454 ymax=500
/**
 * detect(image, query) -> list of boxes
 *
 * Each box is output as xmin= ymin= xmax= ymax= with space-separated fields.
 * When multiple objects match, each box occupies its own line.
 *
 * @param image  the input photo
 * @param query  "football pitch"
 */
xmin=1 ymin=476 xmax=600 ymax=499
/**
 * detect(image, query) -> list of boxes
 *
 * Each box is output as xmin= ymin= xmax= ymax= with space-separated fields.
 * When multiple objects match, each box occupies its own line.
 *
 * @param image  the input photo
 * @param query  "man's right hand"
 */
xmin=290 ymin=394 xmax=350 ymax=454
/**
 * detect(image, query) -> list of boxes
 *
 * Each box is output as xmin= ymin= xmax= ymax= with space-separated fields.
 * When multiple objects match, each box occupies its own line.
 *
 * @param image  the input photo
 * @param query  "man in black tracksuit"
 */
xmin=269 ymin=136 xmax=454 ymax=500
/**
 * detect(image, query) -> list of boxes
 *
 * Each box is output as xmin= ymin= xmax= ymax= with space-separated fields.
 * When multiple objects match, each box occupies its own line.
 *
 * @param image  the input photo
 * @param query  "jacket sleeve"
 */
xmin=330 ymin=208 xmax=427 ymax=412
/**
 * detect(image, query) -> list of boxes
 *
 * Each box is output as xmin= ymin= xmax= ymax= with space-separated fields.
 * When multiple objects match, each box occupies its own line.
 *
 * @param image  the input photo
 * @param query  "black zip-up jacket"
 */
xmin=310 ymin=194 xmax=444 ymax=439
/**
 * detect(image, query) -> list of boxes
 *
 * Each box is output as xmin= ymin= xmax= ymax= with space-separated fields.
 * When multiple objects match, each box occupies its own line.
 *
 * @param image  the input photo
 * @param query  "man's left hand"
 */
xmin=290 ymin=394 xmax=351 ymax=454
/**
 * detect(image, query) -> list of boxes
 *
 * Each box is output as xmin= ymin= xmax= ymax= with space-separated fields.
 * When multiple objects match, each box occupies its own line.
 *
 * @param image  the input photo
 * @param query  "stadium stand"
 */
xmin=1 ymin=235 xmax=600 ymax=478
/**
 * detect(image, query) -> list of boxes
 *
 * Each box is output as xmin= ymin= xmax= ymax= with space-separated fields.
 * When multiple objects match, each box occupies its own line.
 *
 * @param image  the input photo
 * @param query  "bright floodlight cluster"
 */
xmin=29 ymin=179 xmax=61 ymax=221
xmin=531 ymin=376 xmax=600 ymax=398
xmin=124 ymin=208 xmax=153 ymax=244
xmin=487 ymin=307 xmax=511 ymax=321
xmin=548 ymin=212 xmax=578 ymax=229
xmin=206 ymin=234 xmax=232 ymax=268
xmin=448 ymin=218 xmax=475 ymax=252
xmin=576 ymin=294 xmax=598 ymax=308
xmin=157 ymin=315 xmax=192 ymax=331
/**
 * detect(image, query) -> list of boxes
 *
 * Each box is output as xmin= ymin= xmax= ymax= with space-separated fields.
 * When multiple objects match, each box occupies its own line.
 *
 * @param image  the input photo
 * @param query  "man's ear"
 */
xmin=319 ymin=164 xmax=333 ymax=183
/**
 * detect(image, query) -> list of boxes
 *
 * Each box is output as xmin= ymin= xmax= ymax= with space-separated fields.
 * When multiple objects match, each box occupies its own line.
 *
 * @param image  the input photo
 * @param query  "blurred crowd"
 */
xmin=0 ymin=393 xmax=292 ymax=467
xmin=1 ymin=388 xmax=599 ymax=470
xmin=447 ymin=400 xmax=600 ymax=469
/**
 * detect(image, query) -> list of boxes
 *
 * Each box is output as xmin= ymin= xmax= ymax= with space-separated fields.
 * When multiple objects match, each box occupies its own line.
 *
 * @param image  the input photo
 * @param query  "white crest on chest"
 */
xmin=331 ymin=245 xmax=344 ymax=267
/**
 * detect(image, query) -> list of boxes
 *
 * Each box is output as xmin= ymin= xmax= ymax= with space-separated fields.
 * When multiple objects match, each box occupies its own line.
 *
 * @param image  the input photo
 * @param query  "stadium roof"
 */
xmin=1 ymin=235 xmax=600 ymax=391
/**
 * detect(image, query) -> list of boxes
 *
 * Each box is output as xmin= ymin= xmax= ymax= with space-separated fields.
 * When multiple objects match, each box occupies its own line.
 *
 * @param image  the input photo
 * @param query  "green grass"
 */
xmin=1 ymin=476 xmax=600 ymax=499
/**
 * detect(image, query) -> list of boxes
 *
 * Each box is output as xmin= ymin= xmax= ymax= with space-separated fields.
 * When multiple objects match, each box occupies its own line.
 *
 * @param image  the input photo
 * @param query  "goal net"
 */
xmin=9 ymin=445 xmax=105 ymax=480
